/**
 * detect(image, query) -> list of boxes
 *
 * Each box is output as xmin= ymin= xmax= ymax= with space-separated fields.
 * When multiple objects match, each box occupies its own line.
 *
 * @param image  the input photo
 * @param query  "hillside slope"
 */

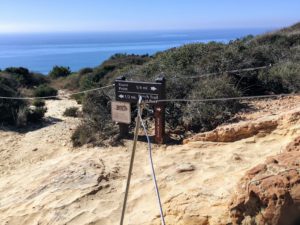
xmin=0 ymin=95 xmax=299 ymax=225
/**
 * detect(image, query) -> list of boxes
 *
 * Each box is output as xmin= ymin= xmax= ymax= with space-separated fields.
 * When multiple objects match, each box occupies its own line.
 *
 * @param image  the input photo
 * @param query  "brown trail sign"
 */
xmin=114 ymin=76 xmax=166 ymax=144
xmin=115 ymin=80 xmax=164 ymax=103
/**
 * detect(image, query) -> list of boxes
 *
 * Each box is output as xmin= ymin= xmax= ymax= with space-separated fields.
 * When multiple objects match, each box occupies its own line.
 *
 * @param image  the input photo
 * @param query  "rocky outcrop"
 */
xmin=184 ymin=107 xmax=300 ymax=144
xmin=229 ymin=136 xmax=300 ymax=225
xmin=285 ymin=136 xmax=300 ymax=152
xmin=184 ymin=119 xmax=278 ymax=143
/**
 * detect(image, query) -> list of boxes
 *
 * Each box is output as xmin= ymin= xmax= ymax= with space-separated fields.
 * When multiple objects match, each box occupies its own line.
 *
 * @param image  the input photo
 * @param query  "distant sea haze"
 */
xmin=0 ymin=28 xmax=270 ymax=74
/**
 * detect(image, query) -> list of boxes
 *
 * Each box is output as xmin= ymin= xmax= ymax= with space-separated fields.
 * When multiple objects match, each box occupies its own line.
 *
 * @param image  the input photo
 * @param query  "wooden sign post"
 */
xmin=154 ymin=77 xmax=166 ymax=144
xmin=115 ymin=76 xmax=129 ymax=138
xmin=114 ymin=76 xmax=166 ymax=144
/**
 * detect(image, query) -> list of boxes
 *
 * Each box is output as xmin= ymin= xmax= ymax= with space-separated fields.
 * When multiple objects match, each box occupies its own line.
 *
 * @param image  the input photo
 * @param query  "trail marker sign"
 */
xmin=114 ymin=76 xmax=166 ymax=144
xmin=115 ymin=80 xmax=164 ymax=103
xmin=111 ymin=101 xmax=131 ymax=124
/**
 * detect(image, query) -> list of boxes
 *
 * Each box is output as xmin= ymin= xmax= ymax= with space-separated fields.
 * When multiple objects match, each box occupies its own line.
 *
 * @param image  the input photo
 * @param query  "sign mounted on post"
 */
xmin=111 ymin=101 xmax=131 ymax=124
xmin=114 ymin=76 xmax=166 ymax=144
xmin=115 ymin=80 xmax=164 ymax=103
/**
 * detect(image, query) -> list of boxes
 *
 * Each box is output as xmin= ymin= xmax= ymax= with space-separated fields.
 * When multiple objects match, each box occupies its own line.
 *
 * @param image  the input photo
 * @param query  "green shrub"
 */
xmin=63 ymin=107 xmax=79 ymax=117
xmin=71 ymin=92 xmax=118 ymax=147
xmin=5 ymin=67 xmax=29 ymax=76
xmin=0 ymin=81 xmax=27 ymax=124
xmin=49 ymin=66 xmax=71 ymax=79
xmin=16 ymin=106 xmax=47 ymax=127
xmin=72 ymin=93 xmax=84 ymax=104
xmin=182 ymin=76 xmax=241 ymax=132
xmin=71 ymin=123 xmax=95 ymax=147
xmin=27 ymin=107 xmax=47 ymax=123
xmin=16 ymin=107 xmax=28 ymax=127
xmin=79 ymin=67 xmax=93 ymax=76
xmin=258 ymin=62 xmax=300 ymax=93
xmin=34 ymin=85 xmax=58 ymax=97
xmin=32 ymin=99 xmax=45 ymax=107
xmin=4 ymin=67 xmax=47 ymax=87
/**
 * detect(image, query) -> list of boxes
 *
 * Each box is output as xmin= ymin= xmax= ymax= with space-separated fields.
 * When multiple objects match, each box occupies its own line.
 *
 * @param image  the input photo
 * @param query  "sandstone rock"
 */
xmin=184 ymin=119 xmax=278 ymax=143
xmin=229 ymin=136 xmax=300 ymax=225
xmin=176 ymin=163 xmax=195 ymax=173
xmin=285 ymin=136 xmax=300 ymax=152
xmin=182 ymin=215 xmax=209 ymax=225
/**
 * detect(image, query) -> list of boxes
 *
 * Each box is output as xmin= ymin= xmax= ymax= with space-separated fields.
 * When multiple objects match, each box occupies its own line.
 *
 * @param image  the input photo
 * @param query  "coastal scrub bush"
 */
xmin=16 ymin=106 xmax=47 ymax=127
xmin=4 ymin=67 xmax=47 ymax=87
xmin=34 ymin=85 xmax=58 ymax=98
xmin=63 ymin=107 xmax=79 ymax=117
xmin=0 ymin=81 xmax=27 ymax=124
xmin=71 ymin=123 xmax=94 ymax=147
xmin=71 ymin=92 xmax=118 ymax=147
xmin=27 ymin=106 xmax=47 ymax=123
xmin=258 ymin=62 xmax=300 ymax=93
xmin=49 ymin=66 xmax=71 ymax=79
xmin=182 ymin=76 xmax=241 ymax=132
xmin=79 ymin=67 xmax=93 ymax=76
xmin=0 ymin=76 xmax=48 ymax=126
xmin=32 ymin=99 xmax=45 ymax=107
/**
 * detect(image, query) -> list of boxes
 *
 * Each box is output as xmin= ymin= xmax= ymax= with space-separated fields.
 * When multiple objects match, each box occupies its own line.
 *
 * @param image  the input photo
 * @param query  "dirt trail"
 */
xmin=0 ymin=95 xmax=299 ymax=225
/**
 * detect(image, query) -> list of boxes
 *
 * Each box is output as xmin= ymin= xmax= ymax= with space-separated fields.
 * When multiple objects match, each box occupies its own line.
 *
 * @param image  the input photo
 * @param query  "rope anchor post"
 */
xmin=119 ymin=96 xmax=143 ymax=225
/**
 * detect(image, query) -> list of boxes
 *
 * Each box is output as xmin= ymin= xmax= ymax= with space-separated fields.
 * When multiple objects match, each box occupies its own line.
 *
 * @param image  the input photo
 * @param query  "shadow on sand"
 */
xmin=120 ymin=133 xmax=182 ymax=145
xmin=0 ymin=116 xmax=63 ymax=134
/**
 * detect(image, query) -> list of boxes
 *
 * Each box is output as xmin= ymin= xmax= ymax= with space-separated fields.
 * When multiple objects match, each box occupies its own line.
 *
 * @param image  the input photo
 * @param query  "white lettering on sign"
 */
xmin=111 ymin=101 xmax=131 ymax=124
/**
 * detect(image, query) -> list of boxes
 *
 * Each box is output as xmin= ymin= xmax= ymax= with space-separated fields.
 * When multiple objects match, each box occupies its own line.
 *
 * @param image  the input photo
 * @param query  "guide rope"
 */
xmin=139 ymin=99 xmax=166 ymax=225
xmin=173 ymin=65 xmax=270 ymax=79
xmin=123 ymin=64 xmax=272 ymax=81
xmin=119 ymin=96 xmax=143 ymax=225
xmin=146 ymin=93 xmax=299 ymax=104
xmin=0 ymin=84 xmax=115 ymax=100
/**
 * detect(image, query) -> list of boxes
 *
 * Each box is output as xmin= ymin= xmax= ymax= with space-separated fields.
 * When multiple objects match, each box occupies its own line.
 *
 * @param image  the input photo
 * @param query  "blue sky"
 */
xmin=0 ymin=0 xmax=299 ymax=33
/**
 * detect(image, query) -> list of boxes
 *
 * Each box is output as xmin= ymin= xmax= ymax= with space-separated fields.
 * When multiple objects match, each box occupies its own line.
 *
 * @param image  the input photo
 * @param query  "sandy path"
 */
xmin=0 ymin=96 xmax=81 ymax=176
xmin=0 ymin=96 xmax=299 ymax=225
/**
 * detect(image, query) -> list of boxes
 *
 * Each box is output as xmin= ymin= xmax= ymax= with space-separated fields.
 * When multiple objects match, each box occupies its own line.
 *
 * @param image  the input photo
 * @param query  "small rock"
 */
xmin=232 ymin=153 xmax=242 ymax=161
xmin=176 ymin=163 xmax=195 ymax=173
xmin=32 ymin=148 xmax=38 ymax=152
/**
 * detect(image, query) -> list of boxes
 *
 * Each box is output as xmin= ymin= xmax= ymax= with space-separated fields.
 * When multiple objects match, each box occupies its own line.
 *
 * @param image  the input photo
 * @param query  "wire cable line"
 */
xmin=172 ymin=65 xmax=271 ymax=79
xmin=0 ymin=84 xmax=114 ymax=100
xmin=138 ymin=100 xmax=166 ymax=225
xmin=146 ymin=93 xmax=299 ymax=104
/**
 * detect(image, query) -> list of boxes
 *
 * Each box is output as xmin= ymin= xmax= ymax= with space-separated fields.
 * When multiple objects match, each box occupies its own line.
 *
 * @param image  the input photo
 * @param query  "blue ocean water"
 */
xmin=0 ymin=29 xmax=270 ymax=74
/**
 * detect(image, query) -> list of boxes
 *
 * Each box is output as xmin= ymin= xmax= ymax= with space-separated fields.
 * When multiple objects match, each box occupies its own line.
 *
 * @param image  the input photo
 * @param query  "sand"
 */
xmin=0 ymin=95 xmax=299 ymax=225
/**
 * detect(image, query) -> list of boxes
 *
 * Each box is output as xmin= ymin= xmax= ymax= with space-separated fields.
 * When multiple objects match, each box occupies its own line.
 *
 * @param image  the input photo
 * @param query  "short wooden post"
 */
xmin=115 ymin=75 xmax=130 ymax=138
xmin=154 ymin=77 xmax=166 ymax=144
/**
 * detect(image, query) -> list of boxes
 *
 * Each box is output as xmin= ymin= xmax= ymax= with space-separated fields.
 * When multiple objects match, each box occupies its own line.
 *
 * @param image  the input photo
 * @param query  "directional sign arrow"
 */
xmin=119 ymin=94 xmax=124 ymax=99
xmin=150 ymin=87 xmax=157 ymax=91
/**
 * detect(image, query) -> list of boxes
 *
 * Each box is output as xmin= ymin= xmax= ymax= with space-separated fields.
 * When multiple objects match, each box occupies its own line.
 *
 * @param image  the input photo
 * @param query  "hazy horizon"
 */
xmin=0 ymin=28 xmax=270 ymax=73
xmin=0 ymin=0 xmax=299 ymax=33
xmin=0 ymin=26 xmax=280 ymax=35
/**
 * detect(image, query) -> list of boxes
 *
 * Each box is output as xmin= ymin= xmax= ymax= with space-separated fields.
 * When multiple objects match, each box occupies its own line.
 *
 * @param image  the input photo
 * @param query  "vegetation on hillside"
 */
xmin=49 ymin=66 xmax=72 ymax=79
xmin=70 ymin=23 xmax=300 ymax=146
xmin=0 ymin=67 xmax=50 ymax=127
xmin=63 ymin=107 xmax=80 ymax=117
xmin=33 ymin=84 xmax=58 ymax=98
xmin=0 ymin=23 xmax=299 ymax=143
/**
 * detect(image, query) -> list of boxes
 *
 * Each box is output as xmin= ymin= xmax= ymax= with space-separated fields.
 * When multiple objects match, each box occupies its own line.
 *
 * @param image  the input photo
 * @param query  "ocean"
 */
xmin=0 ymin=28 xmax=271 ymax=74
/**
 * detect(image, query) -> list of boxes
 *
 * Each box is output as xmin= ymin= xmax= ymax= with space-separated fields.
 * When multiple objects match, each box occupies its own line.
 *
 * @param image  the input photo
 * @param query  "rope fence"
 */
xmin=0 ymin=84 xmax=115 ymax=100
